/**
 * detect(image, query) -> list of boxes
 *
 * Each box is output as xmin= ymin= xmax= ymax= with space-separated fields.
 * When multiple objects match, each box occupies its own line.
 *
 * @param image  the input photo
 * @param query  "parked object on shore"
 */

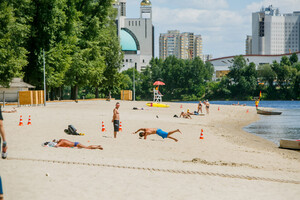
xmin=256 ymin=108 xmax=282 ymax=115
xmin=146 ymin=103 xmax=170 ymax=108
xmin=279 ymin=139 xmax=300 ymax=150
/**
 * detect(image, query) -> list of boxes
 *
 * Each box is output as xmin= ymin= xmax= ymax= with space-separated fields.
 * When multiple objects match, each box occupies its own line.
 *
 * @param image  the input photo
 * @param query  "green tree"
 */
xmin=0 ymin=1 xmax=30 ymax=87
xmin=227 ymin=56 xmax=257 ymax=99
xmin=289 ymin=53 xmax=298 ymax=65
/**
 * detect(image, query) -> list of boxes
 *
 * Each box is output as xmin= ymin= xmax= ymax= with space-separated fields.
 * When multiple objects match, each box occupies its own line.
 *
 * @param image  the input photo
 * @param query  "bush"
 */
xmin=85 ymin=93 xmax=96 ymax=99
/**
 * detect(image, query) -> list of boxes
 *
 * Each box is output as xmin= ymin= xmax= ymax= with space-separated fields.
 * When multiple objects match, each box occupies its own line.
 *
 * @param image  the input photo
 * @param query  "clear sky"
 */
xmin=126 ymin=0 xmax=300 ymax=58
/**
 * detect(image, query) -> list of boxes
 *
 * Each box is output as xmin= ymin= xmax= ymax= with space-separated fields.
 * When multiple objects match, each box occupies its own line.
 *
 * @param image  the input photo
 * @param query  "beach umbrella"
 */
xmin=153 ymin=81 xmax=165 ymax=86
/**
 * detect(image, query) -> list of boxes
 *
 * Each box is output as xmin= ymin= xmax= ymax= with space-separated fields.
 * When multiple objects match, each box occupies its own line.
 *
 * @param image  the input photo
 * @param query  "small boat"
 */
xmin=279 ymin=139 xmax=300 ymax=150
xmin=256 ymin=108 xmax=282 ymax=115
xmin=146 ymin=103 xmax=170 ymax=108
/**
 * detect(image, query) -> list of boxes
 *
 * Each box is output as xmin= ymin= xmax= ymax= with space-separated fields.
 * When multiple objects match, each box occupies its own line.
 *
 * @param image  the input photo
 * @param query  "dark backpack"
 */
xmin=67 ymin=125 xmax=79 ymax=135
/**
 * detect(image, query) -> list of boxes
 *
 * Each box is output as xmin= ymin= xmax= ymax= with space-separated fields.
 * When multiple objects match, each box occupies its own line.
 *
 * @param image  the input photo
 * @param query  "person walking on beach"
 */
xmin=0 ymin=106 xmax=13 ymax=159
xmin=197 ymin=101 xmax=203 ymax=113
xmin=133 ymin=128 xmax=182 ymax=142
xmin=112 ymin=102 xmax=120 ymax=138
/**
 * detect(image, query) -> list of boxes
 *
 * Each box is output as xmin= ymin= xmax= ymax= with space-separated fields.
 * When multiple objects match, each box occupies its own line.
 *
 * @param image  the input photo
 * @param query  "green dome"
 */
xmin=141 ymin=0 xmax=151 ymax=6
xmin=120 ymin=29 xmax=138 ymax=51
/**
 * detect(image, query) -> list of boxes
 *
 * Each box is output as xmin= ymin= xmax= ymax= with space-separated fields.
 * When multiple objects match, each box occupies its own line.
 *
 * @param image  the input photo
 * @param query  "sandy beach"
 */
xmin=0 ymin=100 xmax=299 ymax=200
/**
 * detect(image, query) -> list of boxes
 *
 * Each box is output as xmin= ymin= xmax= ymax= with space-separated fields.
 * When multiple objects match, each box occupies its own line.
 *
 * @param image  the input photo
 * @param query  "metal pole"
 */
xmin=43 ymin=49 xmax=46 ymax=106
xmin=133 ymin=63 xmax=136 ymax=101
xmin=2 ymin=91 xmax=4 ymax=108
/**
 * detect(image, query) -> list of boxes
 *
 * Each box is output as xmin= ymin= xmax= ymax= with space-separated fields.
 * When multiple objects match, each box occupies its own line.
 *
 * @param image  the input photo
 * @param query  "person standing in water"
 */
xmin=112 ymin=102 xmax=120 ymax=138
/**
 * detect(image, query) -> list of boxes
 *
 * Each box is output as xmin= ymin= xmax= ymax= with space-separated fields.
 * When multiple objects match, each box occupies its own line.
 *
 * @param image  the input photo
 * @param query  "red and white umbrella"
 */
xmin=153 ymin=81 xmax=165 ymax=86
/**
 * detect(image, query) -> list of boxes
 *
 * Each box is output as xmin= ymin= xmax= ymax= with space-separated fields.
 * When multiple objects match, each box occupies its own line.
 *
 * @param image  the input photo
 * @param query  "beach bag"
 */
xmin=68 ymin=125 xmax=79 ymax=135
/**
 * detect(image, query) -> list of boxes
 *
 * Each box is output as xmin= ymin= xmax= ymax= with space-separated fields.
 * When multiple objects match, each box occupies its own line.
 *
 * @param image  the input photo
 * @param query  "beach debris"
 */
xmin=156 ymin=115 xmax=159 ymax=118
xmin=27 ymin=115 xmax=32 ymax=125
xmin=119 ymin=122 xmax=123 ymax=132
xmin=200 ymin=129 xmax=204 ymax=140
xmin=18 ymin=115 xmax=24 ymax=126
xmin=101 ymin=121 xmax=106 ymax=132
xmin=46 ymin=173 xmax=49 ymax=176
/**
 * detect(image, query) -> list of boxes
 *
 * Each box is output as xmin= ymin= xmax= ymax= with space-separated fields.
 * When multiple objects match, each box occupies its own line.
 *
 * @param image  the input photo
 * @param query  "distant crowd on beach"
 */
xmin=179 ymin=100 xmax=210 ymax=119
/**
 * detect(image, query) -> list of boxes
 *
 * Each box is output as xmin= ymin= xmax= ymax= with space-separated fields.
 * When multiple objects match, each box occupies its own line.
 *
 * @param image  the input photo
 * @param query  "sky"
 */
xmin=126 ymin=0 xmax=300 ymax=58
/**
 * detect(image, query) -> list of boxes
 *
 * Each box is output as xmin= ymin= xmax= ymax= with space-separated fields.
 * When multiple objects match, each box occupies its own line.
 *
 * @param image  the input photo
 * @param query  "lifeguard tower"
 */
xmin=153 ymin=81 xmax=165 ymax=103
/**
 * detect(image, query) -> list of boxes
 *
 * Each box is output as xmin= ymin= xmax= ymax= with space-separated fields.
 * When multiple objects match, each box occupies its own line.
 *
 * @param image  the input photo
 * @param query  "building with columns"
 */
xmin=113 ymin=0 xmax=154 ymax=71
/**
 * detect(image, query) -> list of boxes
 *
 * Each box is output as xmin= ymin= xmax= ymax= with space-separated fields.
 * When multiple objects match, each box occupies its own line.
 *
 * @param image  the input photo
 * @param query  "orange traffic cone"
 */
xmin=119 ymin=122 xmax=123 ymax=132
xmin=19 ymin=115 xmax=24 ymax=126
xmin=200 ymin=129 xmax=204 ymax=140
xmin=27 ymin=115 xmax=32 ymax=125
xmin=101 ymin=121 xmax=106 ymax=132
xmin=180 ymin=104 xmax=183 ymax=109
xmin=246 ymin=109 xmax=249 ymax=114
xmin=218 ymin=107 xmax=220 ymax=111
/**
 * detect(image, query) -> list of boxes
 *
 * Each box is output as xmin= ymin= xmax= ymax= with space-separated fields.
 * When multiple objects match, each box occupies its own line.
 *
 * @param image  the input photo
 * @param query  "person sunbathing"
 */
xmin=43 ymin=139 xmax=103 ymax=150
xmin=133 ymin=128 xmax=182 ymax=142
xmin=180 ymin=111 xmax=192 ymax=119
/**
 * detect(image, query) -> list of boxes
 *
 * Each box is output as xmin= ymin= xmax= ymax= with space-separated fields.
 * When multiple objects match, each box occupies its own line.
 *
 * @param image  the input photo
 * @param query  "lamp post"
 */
xmin=133 ymin=62 xmax=136 ymax=101
xmin=43 ymin=49 xmax=46 ymax=106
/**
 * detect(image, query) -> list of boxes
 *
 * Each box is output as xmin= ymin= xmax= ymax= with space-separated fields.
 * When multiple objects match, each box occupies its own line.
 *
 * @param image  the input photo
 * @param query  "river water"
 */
xmin=183 ymin=101 xmax=300 ymax=145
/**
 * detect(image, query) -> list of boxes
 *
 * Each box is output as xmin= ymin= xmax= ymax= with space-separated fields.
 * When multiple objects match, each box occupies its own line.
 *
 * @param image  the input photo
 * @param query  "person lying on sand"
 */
xmin=43 ymin=139 xmax=103 ymax=150
xmin=133 ymin=128 xmax=182 ymax=142
xmin=1 ymin=108 xmax=17 ymax=113
xmin=180 ymin=111 xmax=192 ymax=119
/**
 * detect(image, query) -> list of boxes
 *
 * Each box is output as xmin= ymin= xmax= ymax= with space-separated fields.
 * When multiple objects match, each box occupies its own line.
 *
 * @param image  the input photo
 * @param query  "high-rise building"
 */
xmin=245 ymin=35 xmax=252 ymax=55
xmin=113 ymin=0 xmax=154 ymax=71
xmin=159 ymin=30 xmax=203 ymax=60
xmin=159 ymin=30 xmax=180 ymax=59
xmin=251 ymin=5 xmax=300 ymax=55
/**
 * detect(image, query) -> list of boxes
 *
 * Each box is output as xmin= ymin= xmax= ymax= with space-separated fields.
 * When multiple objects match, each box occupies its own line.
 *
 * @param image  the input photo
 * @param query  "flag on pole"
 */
xmin=259 ymin=91 xmax=262 ymax=99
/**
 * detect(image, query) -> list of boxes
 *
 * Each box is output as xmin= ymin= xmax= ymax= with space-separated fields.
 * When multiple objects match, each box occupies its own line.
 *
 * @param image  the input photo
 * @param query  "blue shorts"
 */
xmin=156 ymin=129 xmax=168 ymax=139
xmin=74 ymin=142 xmax=79 ymax=147
xmin=0 ymin=176 xmax=3 ymax=195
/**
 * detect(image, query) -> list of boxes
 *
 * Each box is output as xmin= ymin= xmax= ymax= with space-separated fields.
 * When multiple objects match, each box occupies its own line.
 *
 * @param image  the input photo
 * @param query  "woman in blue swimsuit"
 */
xmin=133 ymin=128 xmax=182 ymax=142
xmin=44 ymin=139 xmax=103 ymax=150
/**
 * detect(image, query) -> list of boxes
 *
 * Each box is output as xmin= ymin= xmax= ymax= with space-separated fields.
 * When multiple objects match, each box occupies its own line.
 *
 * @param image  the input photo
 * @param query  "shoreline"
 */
xmin=1 ymin=100 xmax=299 ymax=199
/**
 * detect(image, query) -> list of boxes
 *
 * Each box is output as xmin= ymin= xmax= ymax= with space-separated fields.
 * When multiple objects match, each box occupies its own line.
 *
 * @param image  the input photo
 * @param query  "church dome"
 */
xmin=120 ymin=29 xmax=138 ymax=51
xmin=141 ymin=0 xmax=151 ymax=6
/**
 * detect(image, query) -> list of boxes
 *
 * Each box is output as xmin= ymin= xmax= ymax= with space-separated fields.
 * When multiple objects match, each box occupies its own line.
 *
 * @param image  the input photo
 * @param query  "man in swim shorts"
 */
xmin=43 ymin=139 xmax=103 ymax=150
xmin=112 ymin=102 xmax=120 ymax=138
xmin=132 ymin=128 xmax=182 ymax=142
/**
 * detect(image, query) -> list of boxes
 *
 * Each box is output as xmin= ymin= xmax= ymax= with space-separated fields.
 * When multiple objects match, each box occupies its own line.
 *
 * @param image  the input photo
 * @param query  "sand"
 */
xmin=0 ymin=100 xmax=299 ymax=200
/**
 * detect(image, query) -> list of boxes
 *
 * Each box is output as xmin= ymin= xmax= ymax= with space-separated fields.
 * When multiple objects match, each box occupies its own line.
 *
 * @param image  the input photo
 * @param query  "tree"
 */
xmin=289 ymin=53 xmax=298 ymax=65
xmin=227 ymin=56 xmax=257 ymax=99
xmin=0 ymin=1 xmax=30 ymax=87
